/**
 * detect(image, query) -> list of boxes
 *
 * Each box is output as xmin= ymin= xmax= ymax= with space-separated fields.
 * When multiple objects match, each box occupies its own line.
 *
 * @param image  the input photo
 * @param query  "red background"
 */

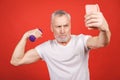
xmin=0 ymin=0 xmax=120 ymax=80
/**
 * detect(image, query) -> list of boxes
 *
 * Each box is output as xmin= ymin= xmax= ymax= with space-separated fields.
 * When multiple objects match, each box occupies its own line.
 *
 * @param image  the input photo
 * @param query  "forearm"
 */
xmin=11 ymin=34 xmax=28 ymax=65
xmin=98 ymin=26 xmax=111 ymax=47
xmin=96 ymin=15 xmax=111 ymax=47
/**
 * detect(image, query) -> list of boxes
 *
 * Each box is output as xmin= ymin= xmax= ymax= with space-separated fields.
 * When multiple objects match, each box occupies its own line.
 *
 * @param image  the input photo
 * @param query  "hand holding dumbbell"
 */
xmin=29 ymin=29 xmax=43 ymax=42
xmin=23 ymin=28 xmax=43 ymax=42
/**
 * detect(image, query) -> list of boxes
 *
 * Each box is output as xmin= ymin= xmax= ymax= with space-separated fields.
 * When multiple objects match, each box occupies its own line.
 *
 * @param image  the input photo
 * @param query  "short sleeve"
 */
xmin=35 ymin=45 xmax=44 ymax=59
xmin=35 ymin=41 xmax=49 ymax=60
xmin=83 ymin=35 xmax=91 ymax=51
xmin=78 ymin=34 xmax=91 ymax=51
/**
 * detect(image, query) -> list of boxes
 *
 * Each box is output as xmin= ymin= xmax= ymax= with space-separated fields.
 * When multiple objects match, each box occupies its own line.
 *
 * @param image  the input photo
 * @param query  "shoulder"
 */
xmin=72 ymin=34 xmax=91 ymax=40
xmin=34 ymin=40 xmax=54 ymax=59
xmin=71 ymin=34 xmax=91 ymax=49
xmin=35 ymin=40 xmax=53 ymax=49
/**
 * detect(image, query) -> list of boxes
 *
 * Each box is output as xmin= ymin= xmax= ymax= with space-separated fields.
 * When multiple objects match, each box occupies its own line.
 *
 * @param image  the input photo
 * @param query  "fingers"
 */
xmin=24 ymin=28 xmax=43 ymax=39
xmin=85 ymin=12 xmax=100 ymax=21
xmin=85 ymin=12 xmax=103 ymax=28
xmin=32 ymin=28 xmax=43 ymax=38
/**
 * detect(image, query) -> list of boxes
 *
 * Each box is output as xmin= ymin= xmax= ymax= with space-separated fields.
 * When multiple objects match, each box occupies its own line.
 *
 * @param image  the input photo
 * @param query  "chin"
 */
xmin=56 ymin=37 xmax=70 ymax=43
xmin=55 ymin=35 xmax=71 ymax=43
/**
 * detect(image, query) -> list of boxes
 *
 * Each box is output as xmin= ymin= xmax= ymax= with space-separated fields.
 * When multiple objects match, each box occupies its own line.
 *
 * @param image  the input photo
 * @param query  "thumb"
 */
xmin=96 ymin=4 xmax=100 ymax=12
xmin=88 ymin=27 xmax=93 ymax=30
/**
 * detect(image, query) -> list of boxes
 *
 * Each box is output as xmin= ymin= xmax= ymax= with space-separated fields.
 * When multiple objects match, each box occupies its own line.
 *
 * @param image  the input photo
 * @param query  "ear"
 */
xmin=51 ymin=24 xmax=53 ymax=32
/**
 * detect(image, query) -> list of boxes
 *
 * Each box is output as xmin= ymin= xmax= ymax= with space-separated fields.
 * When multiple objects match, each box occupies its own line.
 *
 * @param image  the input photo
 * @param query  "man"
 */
xmin=10 ymin=9 xmax=111 ymax=80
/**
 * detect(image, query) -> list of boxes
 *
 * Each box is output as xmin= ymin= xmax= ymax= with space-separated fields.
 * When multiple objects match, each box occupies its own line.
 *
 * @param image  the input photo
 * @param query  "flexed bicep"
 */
xmin=11 ymin=49 xmax=41 ymax=66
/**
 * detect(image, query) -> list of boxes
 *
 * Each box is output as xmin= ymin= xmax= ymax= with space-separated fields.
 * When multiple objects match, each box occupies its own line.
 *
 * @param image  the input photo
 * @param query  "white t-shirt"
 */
xmin=35 ymin=34 xmax=91 ymax=80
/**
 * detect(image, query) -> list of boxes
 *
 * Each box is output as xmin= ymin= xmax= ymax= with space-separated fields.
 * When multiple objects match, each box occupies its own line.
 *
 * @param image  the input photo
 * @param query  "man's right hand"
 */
xmin=23 ymin=28 xmax=43 ymax=40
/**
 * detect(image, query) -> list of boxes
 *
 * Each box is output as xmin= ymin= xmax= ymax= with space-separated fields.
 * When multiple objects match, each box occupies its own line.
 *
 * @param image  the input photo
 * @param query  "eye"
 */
xmin=64 ymin=24 xmax=68 ymax=27
xmin=57 ymin=26 xmax=61 ymax=28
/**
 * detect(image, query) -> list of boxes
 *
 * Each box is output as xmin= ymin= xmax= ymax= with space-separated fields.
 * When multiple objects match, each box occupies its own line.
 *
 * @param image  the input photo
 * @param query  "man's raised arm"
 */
xmin=10 ymin=29 xmax=42 ymax=66
xmin=85 ymin=12 xmax=111 ymax=49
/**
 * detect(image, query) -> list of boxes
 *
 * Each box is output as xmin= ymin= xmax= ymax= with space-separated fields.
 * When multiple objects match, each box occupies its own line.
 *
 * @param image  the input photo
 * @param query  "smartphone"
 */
xmin=85 ymin=4 xmax=100 ymax=14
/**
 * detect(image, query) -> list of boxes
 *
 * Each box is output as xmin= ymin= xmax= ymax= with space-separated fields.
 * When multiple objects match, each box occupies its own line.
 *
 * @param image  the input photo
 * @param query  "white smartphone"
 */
xmin=85 ymin=4 xmax=100 ymax=14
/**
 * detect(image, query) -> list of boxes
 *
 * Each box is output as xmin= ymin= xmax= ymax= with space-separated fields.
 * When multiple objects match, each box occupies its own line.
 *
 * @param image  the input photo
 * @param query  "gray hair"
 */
xmin=51 ymin=10 xmax=71 ymax=23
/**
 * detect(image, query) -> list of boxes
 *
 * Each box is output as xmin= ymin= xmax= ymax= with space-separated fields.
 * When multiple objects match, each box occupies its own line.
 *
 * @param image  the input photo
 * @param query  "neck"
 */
xmin=57 ymin=37 xmax=71 ymax=46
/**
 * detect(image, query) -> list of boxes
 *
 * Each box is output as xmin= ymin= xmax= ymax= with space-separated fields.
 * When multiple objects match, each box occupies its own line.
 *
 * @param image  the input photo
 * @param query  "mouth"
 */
xmin=59 ymin=35 xmax=66 ymax=38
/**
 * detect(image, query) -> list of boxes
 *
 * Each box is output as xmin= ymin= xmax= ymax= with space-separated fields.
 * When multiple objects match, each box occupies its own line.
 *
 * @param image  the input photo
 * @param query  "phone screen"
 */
xmin=85 ymin=4 xmax=100 ymax=14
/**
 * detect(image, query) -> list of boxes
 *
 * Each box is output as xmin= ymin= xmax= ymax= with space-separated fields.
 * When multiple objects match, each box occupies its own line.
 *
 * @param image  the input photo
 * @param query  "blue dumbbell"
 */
xmin=29 ymin=29 xmax=42 ymax=42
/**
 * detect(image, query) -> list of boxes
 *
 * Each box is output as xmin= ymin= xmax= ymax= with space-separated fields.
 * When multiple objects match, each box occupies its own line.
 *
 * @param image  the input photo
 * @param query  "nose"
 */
xmin=60 ymin=26 xmax=65 ymax=34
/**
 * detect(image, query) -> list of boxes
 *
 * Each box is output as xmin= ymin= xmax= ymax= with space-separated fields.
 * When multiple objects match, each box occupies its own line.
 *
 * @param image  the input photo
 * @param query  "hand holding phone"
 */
xmin=85 ymin=4 xmax=102 ymax=30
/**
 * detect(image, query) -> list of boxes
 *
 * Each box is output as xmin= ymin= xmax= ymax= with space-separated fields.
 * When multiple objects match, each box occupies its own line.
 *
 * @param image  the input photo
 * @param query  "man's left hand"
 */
xmin=85 ymin=12 xmax=109 ymax=31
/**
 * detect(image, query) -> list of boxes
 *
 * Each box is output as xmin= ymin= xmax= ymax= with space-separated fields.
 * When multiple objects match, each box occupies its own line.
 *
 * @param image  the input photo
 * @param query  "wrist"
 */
xmin=99 ymin=27 xmax=110 ymax=34
xmin=99 ymin=21 xmax=109 ymax=32
xmin=22 ymin=33 xmax=29 ymax=40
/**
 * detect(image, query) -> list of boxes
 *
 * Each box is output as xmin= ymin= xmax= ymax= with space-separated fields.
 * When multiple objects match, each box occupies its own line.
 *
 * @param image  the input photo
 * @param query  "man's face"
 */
xmin=51 ymin=15 xmax=71 ymax=43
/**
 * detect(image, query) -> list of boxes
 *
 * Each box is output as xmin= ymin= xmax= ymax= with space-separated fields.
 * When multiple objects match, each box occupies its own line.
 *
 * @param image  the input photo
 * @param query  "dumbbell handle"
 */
xmin=29 ymin=29 xmax=42 ymax=42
